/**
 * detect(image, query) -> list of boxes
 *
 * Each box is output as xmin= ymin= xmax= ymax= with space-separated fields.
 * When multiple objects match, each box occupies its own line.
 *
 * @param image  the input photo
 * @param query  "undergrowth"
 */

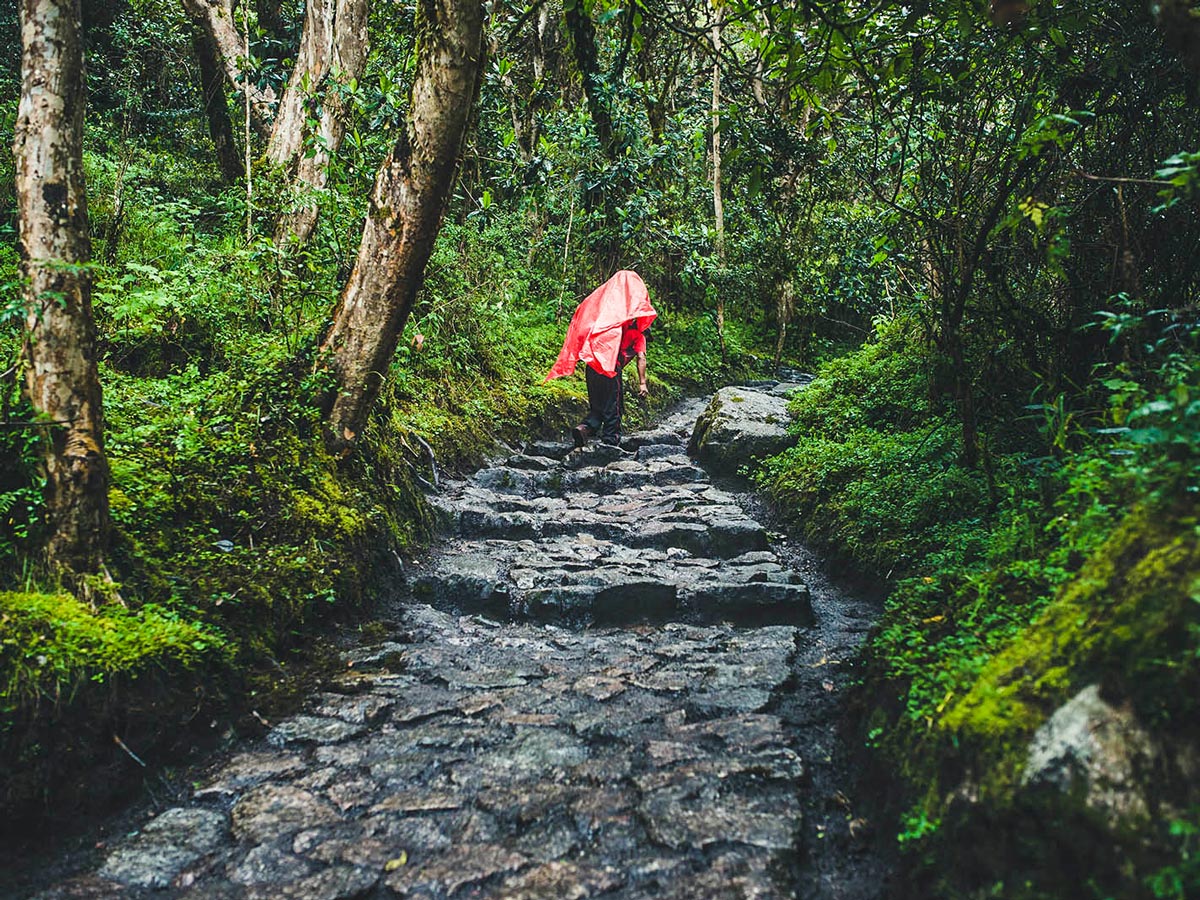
xmin=756 ymin=314 xmax=1200 ymax=899
xmin=0 ymin=591 xmax=227 ymax=715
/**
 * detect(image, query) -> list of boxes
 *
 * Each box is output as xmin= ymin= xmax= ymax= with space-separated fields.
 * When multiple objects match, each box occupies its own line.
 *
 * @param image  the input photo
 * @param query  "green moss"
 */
xmin=288 ymin=474 xmax=369 ymax=542
xmin=0 ymin=591 xmax=227 ymax=714
xmin=861 ymin=503 xmax=1200 ymax=899
xmin=944 ymin=505 xmax=1200 ymax=744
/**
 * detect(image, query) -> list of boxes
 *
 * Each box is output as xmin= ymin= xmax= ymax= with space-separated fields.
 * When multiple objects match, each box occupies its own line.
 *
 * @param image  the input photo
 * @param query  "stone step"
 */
xmin=618 ymin=427 xmax=688 ymax=451
xmin=434 ymin=509 xmax=769 ymax=559
xmin=409 ymin=540 xmax=812 ymax=629
xmin=519 ymin=581 xmax=680 ymax=626
xmin=461 ymin=457 xmax=707 ymax=499
xmin=523 ymin=429 xmax=688 ymax=458
xmin=516 ymin=580 xmax=811 ymax=628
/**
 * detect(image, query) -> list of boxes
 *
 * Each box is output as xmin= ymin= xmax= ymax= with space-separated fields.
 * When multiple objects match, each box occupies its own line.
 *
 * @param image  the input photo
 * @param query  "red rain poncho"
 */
xmin=546 ymin=270 xmax=657 ymax=380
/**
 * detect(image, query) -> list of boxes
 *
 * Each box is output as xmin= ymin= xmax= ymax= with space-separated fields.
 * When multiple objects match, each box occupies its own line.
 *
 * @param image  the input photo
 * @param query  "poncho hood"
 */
xmin=546 ymin=270 xmax=657 ymax=380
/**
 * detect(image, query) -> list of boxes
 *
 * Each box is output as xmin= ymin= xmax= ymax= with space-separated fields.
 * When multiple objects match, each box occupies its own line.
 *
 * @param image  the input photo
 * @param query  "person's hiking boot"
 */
xmin=572 ymin=425 xmax=591 ymax=449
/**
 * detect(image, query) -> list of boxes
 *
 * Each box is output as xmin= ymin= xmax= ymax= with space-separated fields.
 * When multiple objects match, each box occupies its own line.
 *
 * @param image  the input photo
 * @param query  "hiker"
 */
xmin=545 ymin=270 xmax=657 ymax=447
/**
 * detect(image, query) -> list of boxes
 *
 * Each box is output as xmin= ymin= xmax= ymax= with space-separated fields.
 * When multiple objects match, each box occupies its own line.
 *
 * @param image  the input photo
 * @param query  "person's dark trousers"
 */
xmin=583 ymin=364 xmax=623 ymax=444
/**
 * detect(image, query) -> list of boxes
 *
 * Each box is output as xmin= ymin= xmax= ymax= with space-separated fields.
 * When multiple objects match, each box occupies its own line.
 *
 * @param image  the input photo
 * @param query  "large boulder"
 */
xmin=688 ymin=383 xmax=805 ymax=474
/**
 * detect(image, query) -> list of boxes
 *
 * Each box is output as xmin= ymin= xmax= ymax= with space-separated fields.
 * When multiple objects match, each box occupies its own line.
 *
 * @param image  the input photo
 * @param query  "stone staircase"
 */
xmin=33 ymin=394 xmax=833 ymax=900
xmin=413 ymin=398 xmax=812 ymax=630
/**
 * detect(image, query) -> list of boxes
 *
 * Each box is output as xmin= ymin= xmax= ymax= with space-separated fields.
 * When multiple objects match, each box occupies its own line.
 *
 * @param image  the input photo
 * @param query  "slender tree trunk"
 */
xmin=15 ymin=0 xmax=109 ymax=576
xmin=533 ymin=3 xmax=556 ymax=85
xmin=181 ymin=0 xmax=276 ymax=136
xmin=946 ymin=324 xmax=980 ymax=468
xmin=269 ymin=0 xmax=369 ymax=246
xmin=192 ymin=24 xmax=243 ymax=183
xmin=774 ymin=278 xmax=794 ymax=370
xmin=711 ymin=5 xmax=727 ymax=364
xmin=637 ymin=18 xmax=678 ymax=145
xmin=182 ymin=0 xmax=371 ymax=228
xmin=317 ymin=0 xmax=484 ymax=455
xmin=564 ymin=0 xmax=617 ymax=160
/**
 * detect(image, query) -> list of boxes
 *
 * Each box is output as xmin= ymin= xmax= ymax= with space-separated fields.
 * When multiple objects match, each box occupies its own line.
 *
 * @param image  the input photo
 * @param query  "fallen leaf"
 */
xmin=384 ymin=852 xmax=408 ymax=872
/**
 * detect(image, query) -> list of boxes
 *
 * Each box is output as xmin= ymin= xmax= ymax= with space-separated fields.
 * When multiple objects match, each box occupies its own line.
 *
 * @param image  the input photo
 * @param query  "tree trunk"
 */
xmin=636 ymin=17 xmax=677 ymax=145
xmin=533 ymin=3 xmax=557 ymax=86
xmin=14 ymin=0 xmax=109 ymax=575
xmin=181 ymin=0 xmax=276 ymax=136
xmin=564 ymin=0 xmax=617 ymax=160
xmin=711 ymin=4 xmax=727 ymax=364
xmin=192 ymin=23 xmax=243 ymax=183
xmin=269 ymin=0 xmax=369 ymax=245
xmin=946 ymin=325 xmax=980 ymax=468
xmin=774 ymin=278 xmax=794 ymax=370
xmin=317 ymin=0 xmax=484 ymax=455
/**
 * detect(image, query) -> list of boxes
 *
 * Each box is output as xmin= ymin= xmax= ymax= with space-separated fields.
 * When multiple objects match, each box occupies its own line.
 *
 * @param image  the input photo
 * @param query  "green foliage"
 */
xmin=758 ymin=318 xmax=988 ymax=575
xmin=758 ymin=297 xmax=1198 ymax=897
xmin=1147 ymin=809 xmax=1200 ymax=900
xmin=0 ymin=591 xmax=227 ymax=714
xmin=0 ymin=243 xmax=42 ymax=569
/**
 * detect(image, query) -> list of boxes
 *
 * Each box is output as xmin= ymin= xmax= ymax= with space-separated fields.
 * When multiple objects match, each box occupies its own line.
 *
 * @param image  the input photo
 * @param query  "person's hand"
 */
xmin=638 ymin=383 xmax=649 ymax=399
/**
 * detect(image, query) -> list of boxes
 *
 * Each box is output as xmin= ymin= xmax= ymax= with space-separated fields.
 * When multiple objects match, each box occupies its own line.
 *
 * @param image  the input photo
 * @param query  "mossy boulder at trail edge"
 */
xmin=878 ymin=503 xmax=1200 ymax=900
xmin=689 ymin=381 xmax=809 ymax=475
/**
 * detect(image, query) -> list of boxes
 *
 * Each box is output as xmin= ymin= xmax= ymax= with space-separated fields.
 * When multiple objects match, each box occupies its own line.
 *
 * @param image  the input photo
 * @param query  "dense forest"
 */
xmin=1 ymin=0 xmax=1198 ymax=896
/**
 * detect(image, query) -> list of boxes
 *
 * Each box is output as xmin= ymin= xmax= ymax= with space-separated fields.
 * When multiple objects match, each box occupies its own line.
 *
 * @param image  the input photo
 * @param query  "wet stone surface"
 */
xmin=30 ymin=393 xmax=887 ymax=899
xmin=416 ymin=399 xmax=812 ymax=630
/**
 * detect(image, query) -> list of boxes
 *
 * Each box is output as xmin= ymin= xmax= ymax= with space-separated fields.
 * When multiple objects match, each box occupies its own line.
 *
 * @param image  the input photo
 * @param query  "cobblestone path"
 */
xmin=31 ymin=397 xmax=884 ymax=900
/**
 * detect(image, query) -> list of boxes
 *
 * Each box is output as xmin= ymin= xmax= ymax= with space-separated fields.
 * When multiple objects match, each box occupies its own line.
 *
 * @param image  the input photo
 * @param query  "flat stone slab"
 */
xmin=99 ymin=807 xmax=227 ymax=888
xmin=232 ymin=784 xmax=341 ymax=844
xmin=267 ymin=715 xmax=367 ymax=746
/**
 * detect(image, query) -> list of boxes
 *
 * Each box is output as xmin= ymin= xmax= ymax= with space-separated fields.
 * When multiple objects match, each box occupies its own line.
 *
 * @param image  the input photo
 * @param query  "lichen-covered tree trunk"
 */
xmin=269 ymin=0 xmax=369 ymax=245
xmin=317 ymin=0 xmax=483 ymax=455
xmin=192 ymin=23 xmax=243 ymax=184
xmin=180 ymin=0 xmax=370 ymax=244
xmin=181 ymin=0 xmax=276 ymax=136
xmin=14 ymin=0 xmax=109 ymax=575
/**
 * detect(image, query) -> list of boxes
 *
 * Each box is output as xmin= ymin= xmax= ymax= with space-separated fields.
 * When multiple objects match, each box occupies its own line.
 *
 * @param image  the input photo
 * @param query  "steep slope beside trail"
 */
xmin=25 ymin=393 xmax=890 ymax=900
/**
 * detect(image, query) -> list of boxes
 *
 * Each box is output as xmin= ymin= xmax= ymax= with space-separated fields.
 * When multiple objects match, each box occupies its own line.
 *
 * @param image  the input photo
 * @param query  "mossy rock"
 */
xmin=884 ymin=504 xmax=1200 ymax=900
xmin=689 ymin=385 xmax=800 ymax=475
xmin=942 ymin=505 xmax=1200 ymax=749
